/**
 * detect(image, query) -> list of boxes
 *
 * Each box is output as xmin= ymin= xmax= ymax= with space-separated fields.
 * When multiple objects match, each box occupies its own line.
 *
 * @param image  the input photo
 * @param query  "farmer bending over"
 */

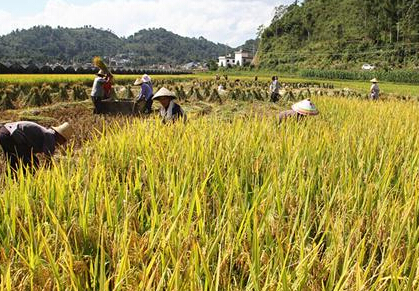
xmin=134 ymin=74 xmax=154 ymax=114
xmin=153 ymin=87 xmax=187 ymax=124
xmin=0 ymin=121 xmax=73 ymax=173
xmin=278 ymin=99 xmax=319 ymax=123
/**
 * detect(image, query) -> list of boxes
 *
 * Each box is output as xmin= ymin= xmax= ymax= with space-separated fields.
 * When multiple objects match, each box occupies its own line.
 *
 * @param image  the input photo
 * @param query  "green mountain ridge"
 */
xmin=257 ymin=0 xmax=419 ymax=71
xmin=0 ymin=26 xmax=234 ymax=66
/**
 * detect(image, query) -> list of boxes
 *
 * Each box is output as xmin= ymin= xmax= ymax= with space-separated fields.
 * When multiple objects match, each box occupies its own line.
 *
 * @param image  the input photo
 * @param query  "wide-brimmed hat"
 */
xmin=133 ymin=78 xmax=142 ymax=86
xmin=291 ymin=99 xmax=319 ymax=116
xmin=370 ymin=78 xmax=378 ymax=83
xmin=134 ymin=74 xmax=152 ymax=85
xmin=152 ymin=87 xmax=176 ymax=100
xmin=52 ymin=122 xmax=73 ymax=141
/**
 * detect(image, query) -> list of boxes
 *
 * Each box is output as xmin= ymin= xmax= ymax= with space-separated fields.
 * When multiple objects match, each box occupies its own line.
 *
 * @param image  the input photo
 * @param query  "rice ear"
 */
xmin=93 ymin=56 xmax=110 ymax=74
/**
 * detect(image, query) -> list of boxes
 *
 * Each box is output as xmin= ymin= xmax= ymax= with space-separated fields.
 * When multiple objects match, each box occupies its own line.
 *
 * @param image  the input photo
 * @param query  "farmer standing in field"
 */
xmin=91 ymin=70 xmax=111 ymax=114
xmin=278 ymin=99 xmax=319 ymax=123
xmin=270 ymin=76 xmax=280 ymax=102
xmin=134 ymin=74 xmax=154 ymax=114
xmin=370 ymin=78 xmax=380 ymax=100
xmin=152 ymin=87 xmax=187 ymax=124
xmin=0 ymin=121 xmax=73 ymax=173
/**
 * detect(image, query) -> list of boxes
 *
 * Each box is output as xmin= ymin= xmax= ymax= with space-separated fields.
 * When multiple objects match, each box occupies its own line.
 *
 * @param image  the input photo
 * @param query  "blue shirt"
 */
xmin=138 ymin=83 xmax=153 ymax=101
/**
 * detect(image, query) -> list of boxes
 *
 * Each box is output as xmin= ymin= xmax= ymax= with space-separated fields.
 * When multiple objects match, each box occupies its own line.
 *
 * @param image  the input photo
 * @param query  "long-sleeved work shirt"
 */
xmin=91 ymin=77 xmax=107 ymax=98
xmin=137 ymin=83 xmax=154 ymax=101
xmin=3 ymin=121 xmax=56 ymax=155
xmin=160 ymin=100 xmax=186 ymax=123
xmin=270 ymin=80 xmax=280 ymax=94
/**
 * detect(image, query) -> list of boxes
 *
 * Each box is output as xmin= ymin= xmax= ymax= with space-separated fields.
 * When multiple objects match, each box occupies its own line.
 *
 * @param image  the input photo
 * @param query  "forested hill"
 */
xmin=257 ymin=0 xmax=419 ymax=70
xmin=0 ymin=26 xmax=232 ymax=66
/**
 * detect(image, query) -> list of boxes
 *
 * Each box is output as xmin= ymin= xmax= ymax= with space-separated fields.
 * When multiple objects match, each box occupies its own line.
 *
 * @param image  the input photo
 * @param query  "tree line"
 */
xmin=0 ymin=26 xmax=232 ymax=66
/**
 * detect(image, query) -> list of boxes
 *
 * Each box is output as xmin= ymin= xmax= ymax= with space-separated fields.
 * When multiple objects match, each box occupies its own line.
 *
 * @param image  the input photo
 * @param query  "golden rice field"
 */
xmin=1 ymin=95 xmax=419 ymax=290
xmin=1 ymin=73 xmax=419 ymax=97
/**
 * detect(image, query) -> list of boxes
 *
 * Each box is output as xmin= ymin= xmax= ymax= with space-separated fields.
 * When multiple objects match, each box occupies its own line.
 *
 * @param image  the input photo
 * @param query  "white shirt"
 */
xmin=160 ymin=100 xmax=186 ymax=123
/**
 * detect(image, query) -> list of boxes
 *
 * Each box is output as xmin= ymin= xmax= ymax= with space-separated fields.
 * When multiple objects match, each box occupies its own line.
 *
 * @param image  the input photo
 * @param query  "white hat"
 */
xmin=142 ymin=74 xmax=151 ymax=83
xmin=291 ymin=99 xmax=319 ymax=116
xmin=52 ymin=122 xmax=73 ymax=141
xmin=152 ymin=87 xmax=176 ymax=100
xmin=134 ymin=74 xmax=152 ymax=85
xmin=370 ymin=78 xmax=378 ymax=83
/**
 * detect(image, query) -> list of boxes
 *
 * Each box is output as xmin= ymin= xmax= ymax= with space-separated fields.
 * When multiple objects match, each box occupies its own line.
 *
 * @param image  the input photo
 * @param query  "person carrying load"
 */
xmin=278 ymin=99 xmax=319 ymax=123
xmin=91 ymin=57 xmax=112 ymax=114
xmin=134 ymin=74 xmax=154 ymax=114
xmin=91 ymin=70 xmax=111 ymax=113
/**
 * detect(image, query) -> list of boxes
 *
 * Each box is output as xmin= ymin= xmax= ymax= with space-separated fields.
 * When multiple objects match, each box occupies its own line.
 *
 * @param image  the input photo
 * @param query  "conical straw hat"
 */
xmin=291 ymin=99 xmax=319 ymax=116
xmin=152 ymin=87 xmax=176 ymax=100
xmin=52 ymin=122 xmax=73 ymax=141
xmin=370 ymin=78 xmax=378 ymax=83
xmin=134 ymin=78 xmax=142 ymax=85
xmin=134 ymin=74 xmax=152 ymax=85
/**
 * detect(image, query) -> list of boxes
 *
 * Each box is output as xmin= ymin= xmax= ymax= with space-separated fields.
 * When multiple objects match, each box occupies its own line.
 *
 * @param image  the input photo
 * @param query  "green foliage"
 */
xmin=207 ymin=59 xmax=218 ymax=71
xmin=258 ymin=0 xmax=419 ymax=70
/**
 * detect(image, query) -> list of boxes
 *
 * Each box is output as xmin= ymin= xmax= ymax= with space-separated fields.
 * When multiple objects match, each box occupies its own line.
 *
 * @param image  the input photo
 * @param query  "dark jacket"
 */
xmin=160 ymin=100 xmax=186 ymax=123
xmin=3 ymin=121 xmax=56 ymax=155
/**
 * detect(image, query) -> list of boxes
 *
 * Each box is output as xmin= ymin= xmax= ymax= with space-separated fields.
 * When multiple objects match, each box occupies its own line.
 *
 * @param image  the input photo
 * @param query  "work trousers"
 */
xmin=145 ymin=98 xmax=153 ymax=114
xmin=270 ymin=92 xmax=279 ymax=102
xmin=91 ymin=96 xmax=103 ymax=114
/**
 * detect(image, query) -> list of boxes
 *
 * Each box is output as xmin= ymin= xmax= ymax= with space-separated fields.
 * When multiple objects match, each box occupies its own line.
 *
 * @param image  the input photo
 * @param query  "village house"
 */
xmin=218 ymin=50 xmax=253 ymax=67
xmin=218 ymin=54 xmax=235 ymax=67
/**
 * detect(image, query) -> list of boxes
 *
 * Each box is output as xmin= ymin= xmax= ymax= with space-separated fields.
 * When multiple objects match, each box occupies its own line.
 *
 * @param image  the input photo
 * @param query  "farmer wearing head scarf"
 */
xmin=134 ymin=74 xmax=154 ymax=114
xmin=370 ymin=78 xmax=380 ymax=100
xmin=0 ymin=121 xmax=73 ymax=172
xmin=278 ymin=99 xmax=319 ymax=123
xmin=152 ymin=87 xmax=186 ymax=124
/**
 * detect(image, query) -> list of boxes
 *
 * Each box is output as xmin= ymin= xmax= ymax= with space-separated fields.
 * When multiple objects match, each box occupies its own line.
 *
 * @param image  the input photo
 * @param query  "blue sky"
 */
xmin=0 ymin=0 xmax=294 ymax=46
xmin=1 ymin=0 xmax=95 ymax=15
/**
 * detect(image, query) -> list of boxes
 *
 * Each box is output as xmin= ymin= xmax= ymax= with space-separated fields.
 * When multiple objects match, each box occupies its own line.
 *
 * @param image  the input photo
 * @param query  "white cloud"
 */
xmin=0 ymin=0 xmax=293 ymax=46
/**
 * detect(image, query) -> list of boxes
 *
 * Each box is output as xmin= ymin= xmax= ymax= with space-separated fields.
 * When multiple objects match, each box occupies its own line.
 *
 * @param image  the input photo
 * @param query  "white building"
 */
xmin=235 ymin=50 xmax=253 ymax=66
xmin=218 ymin=50 xmax=253 ymax=67
xmin=218 ymin=54 xmax=235 ymax=67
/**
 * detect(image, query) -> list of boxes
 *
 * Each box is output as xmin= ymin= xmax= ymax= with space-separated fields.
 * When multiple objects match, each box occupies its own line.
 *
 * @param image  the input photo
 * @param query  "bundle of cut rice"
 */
xmin=93 ymin=56 xmax=110 ymax=74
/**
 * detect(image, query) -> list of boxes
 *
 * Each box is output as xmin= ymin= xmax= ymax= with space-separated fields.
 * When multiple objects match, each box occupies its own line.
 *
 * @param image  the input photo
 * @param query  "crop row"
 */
xmin=300 ymin=69 xmax=419 ymax=84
